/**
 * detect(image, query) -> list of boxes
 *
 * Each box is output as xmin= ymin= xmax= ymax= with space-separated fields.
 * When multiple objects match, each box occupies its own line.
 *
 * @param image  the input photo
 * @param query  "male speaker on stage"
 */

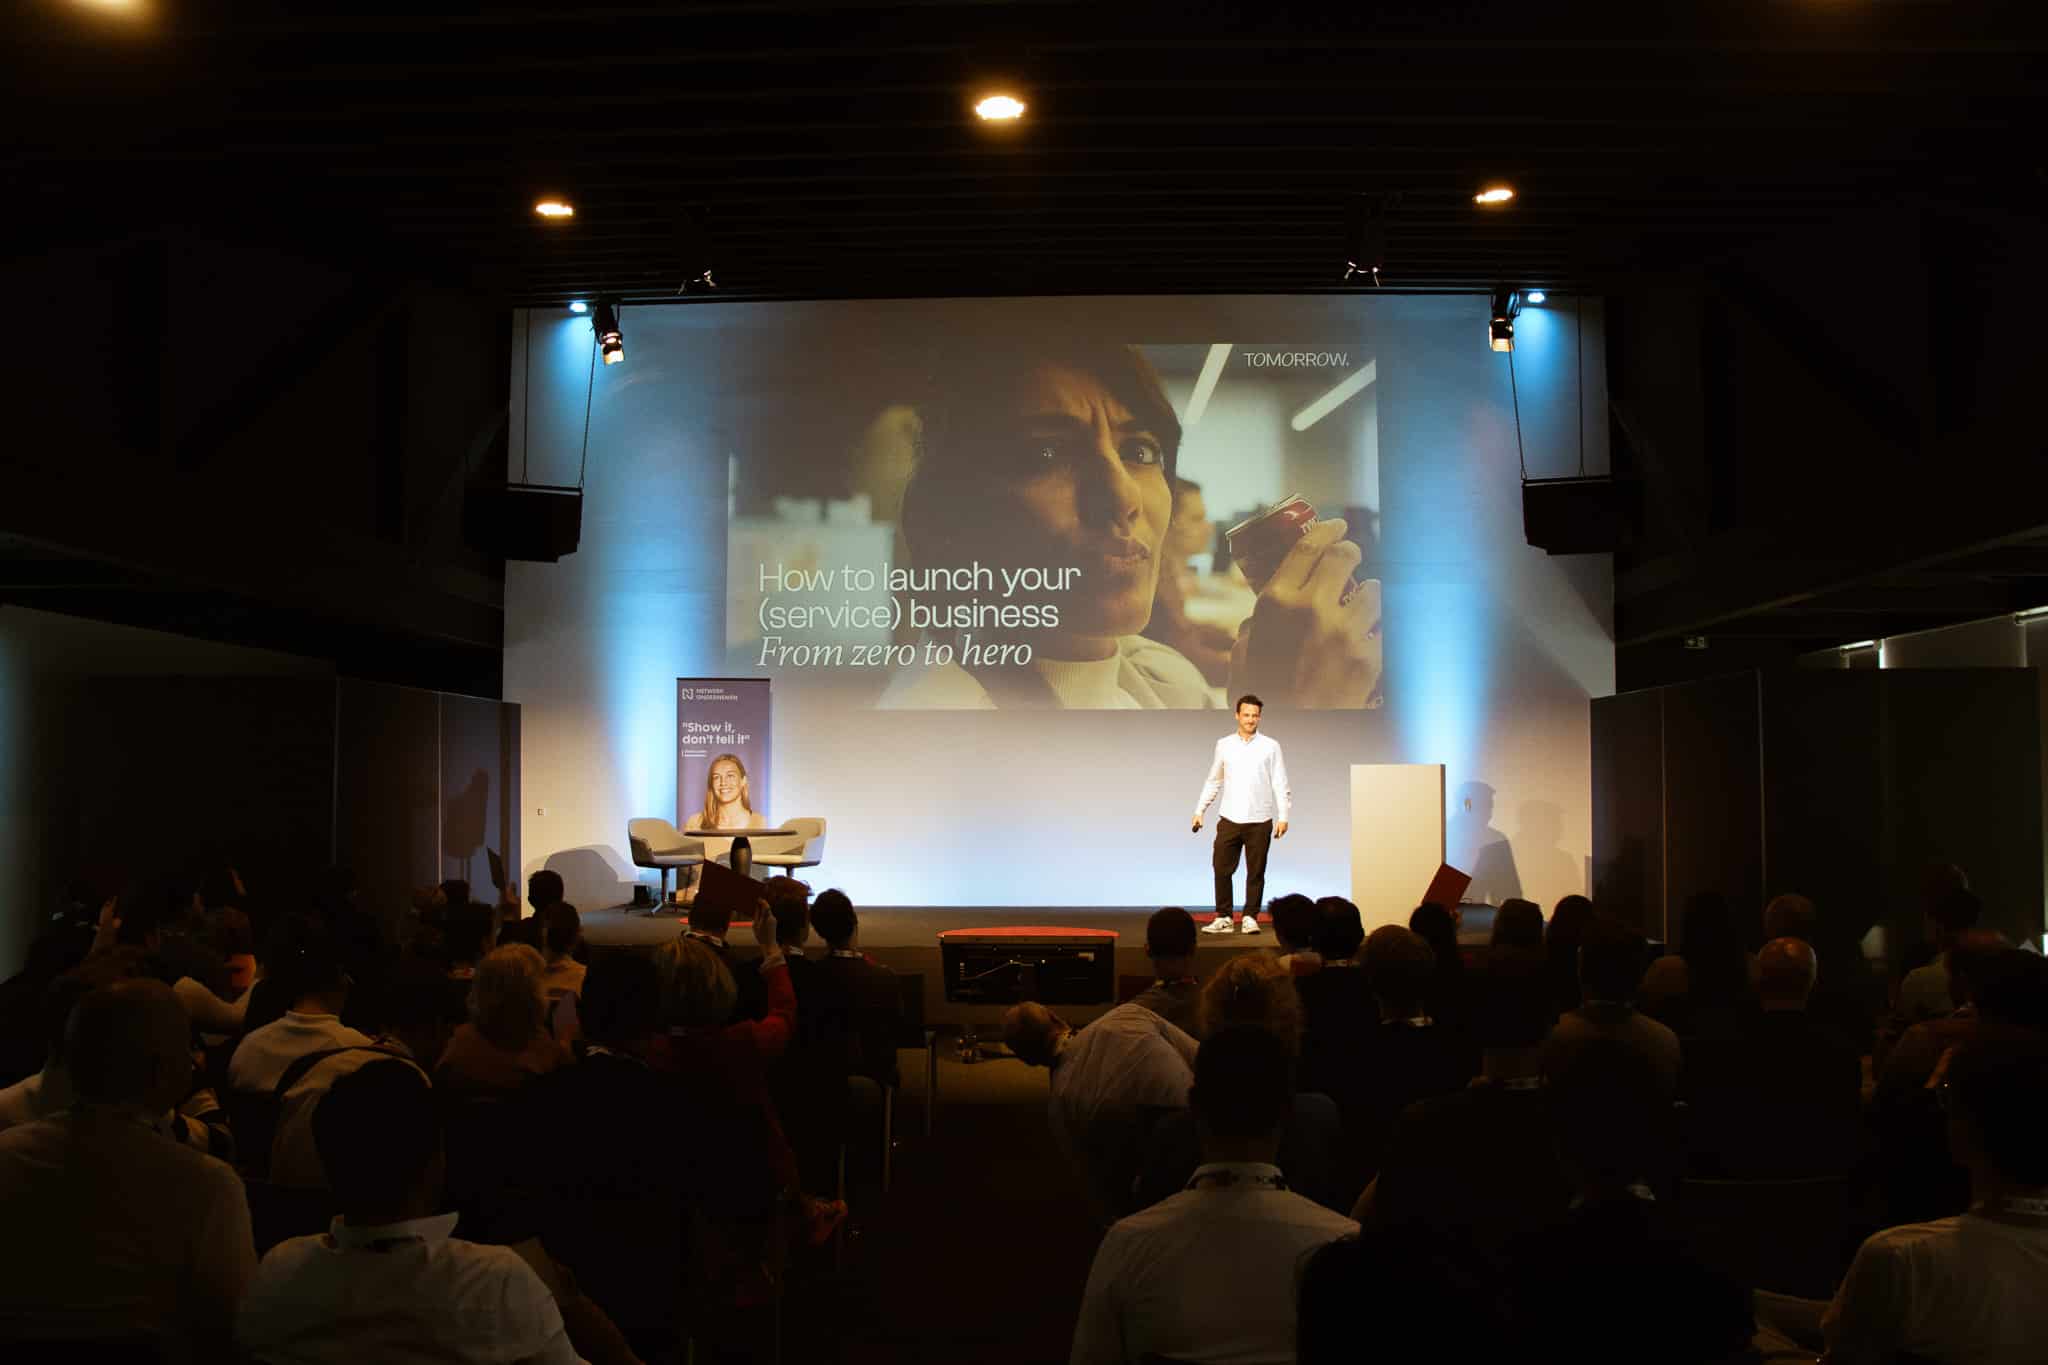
xmin=1192 ymin=694 xmax=1291 ymax=935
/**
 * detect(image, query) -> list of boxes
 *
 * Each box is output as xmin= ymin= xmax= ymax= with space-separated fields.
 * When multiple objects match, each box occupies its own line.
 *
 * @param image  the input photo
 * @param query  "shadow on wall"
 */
xmin=1448 ymin=781 xmax=1522 ymax=906
xmin=1514 ymin=799 xmax=1580 ymax=907
xmin=540 ymin=846 xmax=642 ymax=911
xmin=443 ymin=768 xmax=490 ymax=890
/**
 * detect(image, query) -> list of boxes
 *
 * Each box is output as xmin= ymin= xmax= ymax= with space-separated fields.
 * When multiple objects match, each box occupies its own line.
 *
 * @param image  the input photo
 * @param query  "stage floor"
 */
xmin=581 ymin=902 xmax=1500 ymax=1029
xmin=582 ymin=904 xmax=1279 ymax=951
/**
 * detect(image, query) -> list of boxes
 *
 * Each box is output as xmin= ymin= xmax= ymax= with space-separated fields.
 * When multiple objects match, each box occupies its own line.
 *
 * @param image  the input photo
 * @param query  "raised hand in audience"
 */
xmin=92 ymin=895 xmax=121 ymax=951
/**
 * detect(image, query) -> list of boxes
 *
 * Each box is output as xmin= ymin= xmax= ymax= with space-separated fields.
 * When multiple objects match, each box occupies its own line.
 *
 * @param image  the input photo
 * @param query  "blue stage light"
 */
xmin=1525 ymin=290 xmax=1546 ymax=304
xmin=568 ymin=300 xmax=589 ymax=314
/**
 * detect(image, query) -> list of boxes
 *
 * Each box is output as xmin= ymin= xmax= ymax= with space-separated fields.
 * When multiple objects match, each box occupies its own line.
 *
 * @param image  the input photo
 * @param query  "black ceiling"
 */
xmin=11 ymin=0 xmax=2048 ymax=307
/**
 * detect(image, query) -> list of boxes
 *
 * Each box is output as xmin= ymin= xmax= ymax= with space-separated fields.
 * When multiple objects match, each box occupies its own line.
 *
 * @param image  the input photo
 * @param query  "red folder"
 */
xmin=1422 ymin=863 xmax=1472 ymax=910
xmin=697 ymin=860 xmax=766 ymax=926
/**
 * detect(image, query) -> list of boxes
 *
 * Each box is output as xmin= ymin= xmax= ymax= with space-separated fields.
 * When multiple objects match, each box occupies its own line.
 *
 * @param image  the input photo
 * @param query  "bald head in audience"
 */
xmin=66 ymin=978 xmax=192 ymax=1112
xmin=1003 ymin=1001 xmax=1073 ymax=1067
xmin=1755 ymin=937 xmax=1818 ymax=1011
xmin=1761 ymin=894 xmax=1819 ymax=943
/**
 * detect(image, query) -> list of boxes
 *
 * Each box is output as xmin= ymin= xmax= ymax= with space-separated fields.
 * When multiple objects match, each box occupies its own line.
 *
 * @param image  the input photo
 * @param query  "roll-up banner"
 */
xmin=676 ymin=678 xmax=773 ymax=831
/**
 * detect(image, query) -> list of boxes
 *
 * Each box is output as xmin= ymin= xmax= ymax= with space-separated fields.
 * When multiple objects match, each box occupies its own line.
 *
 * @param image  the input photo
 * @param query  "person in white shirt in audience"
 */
xmin=238 ymin=1057 xmax=586 ymax=1365
xmin=1005 ymin=998 xmax=1200 ymax=1223
xmin=1070 ymin=1026 xmax=1358 ymax=1365
xmin=1193 ymin=695 xmax=1291 ymax=935
xmin=0 ymin=974 xmax=91 ymax=1132
xmin=1820 ymin=1041 xmax=2048 ymax=1365
xmin=0 ymin=979 xmax=256 ymax=1358
xmin=227 ymin=918 xmax=373 ymax=1094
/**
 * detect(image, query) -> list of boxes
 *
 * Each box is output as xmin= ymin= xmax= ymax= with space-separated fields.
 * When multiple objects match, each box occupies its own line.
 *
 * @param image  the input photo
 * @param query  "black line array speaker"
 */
xmin=1523 ymin=475 xmax=1627 ymax=555
xmin=463 ymin=482 xmax=583 ymax=562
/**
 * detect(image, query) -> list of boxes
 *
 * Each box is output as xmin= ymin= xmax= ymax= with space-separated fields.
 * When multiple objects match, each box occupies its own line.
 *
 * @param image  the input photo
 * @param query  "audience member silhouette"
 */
xmin=1407 ymin=900 xmax=1470 ymax=1032
xmin=1821 ymin=1041 xmax=2048 ymax=1364
xmin=0 ymin=979 xmax=255 ymax=1357
xmin=538 ymin=904 xmax=586 ymax=999
xmin=513 ymin=951 xmax=744 ymax=1365
xmin=1296 ymin=898 xmax=1374 ymax=1078
xmin=1003 ymin=995 xmax=1197 ymax=1224
xmin=1543 ymin=893 xmax=1593 ymax=1014
xmin=1513 ymin=1039 xmax=1752 ymax=1364
xmin=1900 ymin=887 xmax=1986 ymax=1023
xmin=1363 ymin=952 xmax=1570 ymax=1275
xmin=1133 ymin=953 xmax=1346 ymax=1213
xmin=0 ymin=973 xmax=91 ymax=1132
xmin=435 ymin=944 xmax=571 ymax=1097
xmin=1320 ymin=925 xmax=1473 ymax=1193
xmin=1639 ymin=891 xmax=1758 ymax=1037
xmin=237 ymin=1058 xmax=587 ymax=1364
xmin=1267 ymin=893 xmax=1323 ymax=975
xmin=1551 ymin=916 xmax=1681 ymax=1097
xmin=1682 ymin=935 xmax=1863 ymax=1177
xmin=1071 ymin=1027 xmax=1356 ymax=1365
xmin=1130 ymin=906 xmax=1203 ymax=1037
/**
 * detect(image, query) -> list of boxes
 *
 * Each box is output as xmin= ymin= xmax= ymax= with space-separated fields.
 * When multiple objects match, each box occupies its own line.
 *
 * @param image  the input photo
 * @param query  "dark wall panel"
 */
xmin=1591 ymin=688 xmax=1664 ymax=938
xmin=439 ymin=692 xmax=518 ymax=900
xmin=1759 ymin=672 xmax=1886 ymax=940
xmin=57 ymin=678 xmax=335 ymax=904
xmin=1882 ymin=671 xmax=2042 ymax=946
xmin=335 ymin=679 xmax=439 ymax=928
xmin=1662 ymin=672 xmax=1763 ymax=936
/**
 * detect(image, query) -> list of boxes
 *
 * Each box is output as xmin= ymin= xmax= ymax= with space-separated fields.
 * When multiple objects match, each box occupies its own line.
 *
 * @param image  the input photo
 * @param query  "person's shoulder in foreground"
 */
xmin=239 ymin=1056 xmax=577 ymax=1364
xmin=243 ymin=1217 xmax=573 ymax=1363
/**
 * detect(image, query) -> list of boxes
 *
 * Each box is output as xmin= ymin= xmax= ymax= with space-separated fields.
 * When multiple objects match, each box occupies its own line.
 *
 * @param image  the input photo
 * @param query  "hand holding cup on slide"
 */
xmin=1228 ymin=516 xmax=1383 ymax=710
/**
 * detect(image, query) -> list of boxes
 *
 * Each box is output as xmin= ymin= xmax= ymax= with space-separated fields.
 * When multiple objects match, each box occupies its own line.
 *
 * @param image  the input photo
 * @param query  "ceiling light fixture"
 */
xmin=974 ymin=93 xmax=1026 ymax=121
xmin=568 ymin=300 xmax=588 ymax=314
xmin=1525 ymin=289 xmax=1547 ymax=304
xmin=1474 ymin=185 xmax=1515 ymax=206
xmin=1489 ymin=286 xmax=1520 ymax=353
xmin=592 ymin=297 xmax=624 ymax=365
xmin=534 ymin=199 xmax=575 ymax=219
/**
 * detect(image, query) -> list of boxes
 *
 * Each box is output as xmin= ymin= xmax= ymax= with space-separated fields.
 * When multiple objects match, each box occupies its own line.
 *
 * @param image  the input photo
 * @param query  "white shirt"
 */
xmin=1823 ymin=1208 xmax=2048 ymax=1365
xmin=0 ymin=1064 xmax=71 ymax=1131
xmin=228 ymin=1011 xmax=376 ymax=1094
xmin=1050 ymin=1003 xmax=1201 ymax=1143
xmin=1049 ymin=1003 xmax=1200 ymax=1220
xmin=1070 ymin=1161 xmax=1358 ymax=1364
xmin=0 ymin=1106 xmax=256 ymax=1361
xmin=1194 ymin=731 xmax=1291 ymax=824
xmin=239 ymin=1212 xmax=582 ymax=1365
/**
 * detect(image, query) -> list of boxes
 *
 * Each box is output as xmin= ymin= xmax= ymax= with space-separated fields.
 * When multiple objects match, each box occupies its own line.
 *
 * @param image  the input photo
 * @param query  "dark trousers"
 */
xmin=1212 ymin=817 xmax=1274 ymax=918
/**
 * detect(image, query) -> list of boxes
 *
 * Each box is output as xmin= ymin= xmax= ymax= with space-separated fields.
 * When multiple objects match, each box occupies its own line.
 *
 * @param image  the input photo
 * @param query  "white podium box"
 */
xmin=1349 ymin=764 xmax=1447 ymax=933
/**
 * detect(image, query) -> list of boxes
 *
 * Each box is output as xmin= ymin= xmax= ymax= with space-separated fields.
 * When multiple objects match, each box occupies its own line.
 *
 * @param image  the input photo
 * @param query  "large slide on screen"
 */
xmin=724 ymin=338 xmax=1383 ymax=714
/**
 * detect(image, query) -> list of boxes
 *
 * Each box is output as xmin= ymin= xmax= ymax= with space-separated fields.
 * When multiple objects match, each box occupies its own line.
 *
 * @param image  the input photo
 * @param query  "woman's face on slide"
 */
xmin=967 ymin=362 xmax=1173 ymax=639
xmin=709 ymin=760 xmax=743 ymax=806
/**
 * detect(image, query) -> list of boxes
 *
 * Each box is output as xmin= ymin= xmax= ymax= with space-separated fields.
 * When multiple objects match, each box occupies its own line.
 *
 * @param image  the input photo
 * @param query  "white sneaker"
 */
xmin=1238 ymin=915 xmax=1262 ymax=934
xmin=1202 ymin=915 xmax=1238 ymax=935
